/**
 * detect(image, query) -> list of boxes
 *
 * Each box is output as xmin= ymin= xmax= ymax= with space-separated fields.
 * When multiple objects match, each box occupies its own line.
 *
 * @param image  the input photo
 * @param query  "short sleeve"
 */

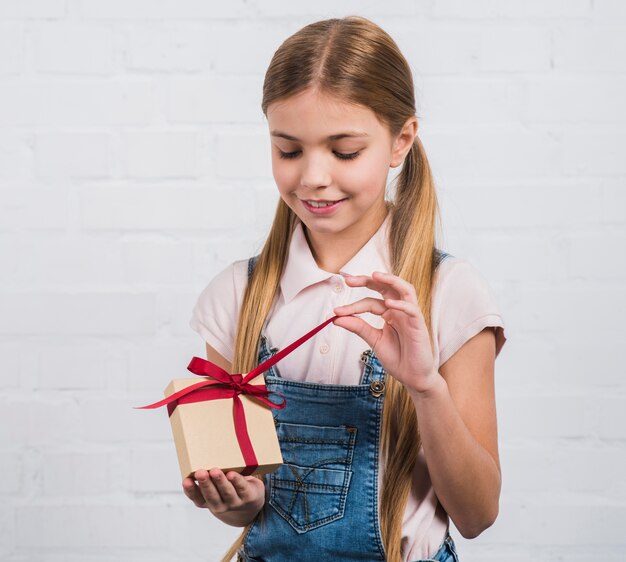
xmin=189 ymin=259 xmax=248 ymax=364
xmin=433 ymin=258 xmax=507 ymax=367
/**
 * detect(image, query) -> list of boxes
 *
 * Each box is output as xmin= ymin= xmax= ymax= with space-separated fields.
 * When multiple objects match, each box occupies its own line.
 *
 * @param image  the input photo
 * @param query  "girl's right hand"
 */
xmin=182 ymin=468 xmax=265 ymax=527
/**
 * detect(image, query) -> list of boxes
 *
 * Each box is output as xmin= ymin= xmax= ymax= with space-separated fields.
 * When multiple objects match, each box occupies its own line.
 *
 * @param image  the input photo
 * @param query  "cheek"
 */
xmin=271 ymin=159 xmax=297 ymax=193
xmin=345 ymin=155 xmax=389 ymax=193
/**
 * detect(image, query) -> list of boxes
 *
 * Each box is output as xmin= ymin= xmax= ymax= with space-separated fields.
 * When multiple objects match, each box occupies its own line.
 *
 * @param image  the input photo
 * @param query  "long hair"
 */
xmin=221 ymin=16 xmax=444 ymax=562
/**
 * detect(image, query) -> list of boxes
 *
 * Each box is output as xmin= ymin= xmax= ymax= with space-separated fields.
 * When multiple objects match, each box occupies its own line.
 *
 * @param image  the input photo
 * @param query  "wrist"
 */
xmin=406 ymin=370 xmax=447 ymax=402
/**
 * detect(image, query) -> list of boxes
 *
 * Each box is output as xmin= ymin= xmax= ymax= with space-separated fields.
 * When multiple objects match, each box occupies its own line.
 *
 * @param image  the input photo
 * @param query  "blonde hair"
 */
xmin=221 ymin=16 xmax=443 ymax=562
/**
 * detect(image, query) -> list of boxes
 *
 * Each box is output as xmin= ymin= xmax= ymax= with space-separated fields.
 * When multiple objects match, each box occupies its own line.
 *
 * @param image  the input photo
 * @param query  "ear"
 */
xmin=390 ymin=116 xmax=418 ymax=168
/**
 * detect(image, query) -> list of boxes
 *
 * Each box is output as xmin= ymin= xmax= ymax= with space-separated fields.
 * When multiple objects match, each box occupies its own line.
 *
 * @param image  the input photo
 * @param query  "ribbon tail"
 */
xmin=232 ymin=395 xmax=258 ymax=476
xmin=133 ymin=379 xmax=215 ymax=410
xmin=242 ymin=314 xmax=341 ymax=383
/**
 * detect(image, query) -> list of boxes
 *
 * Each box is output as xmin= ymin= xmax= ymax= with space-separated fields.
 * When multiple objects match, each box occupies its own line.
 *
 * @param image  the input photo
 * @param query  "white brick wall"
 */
xmin=0 ymin=2 xmax=624 ymax=561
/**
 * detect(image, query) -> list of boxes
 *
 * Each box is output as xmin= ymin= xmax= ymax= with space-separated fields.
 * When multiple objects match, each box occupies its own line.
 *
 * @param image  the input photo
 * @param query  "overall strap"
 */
xmin=434 ymin=248 xmax=453 ymax=267
xmin=247 ymin=254 xmax=261 ymax=282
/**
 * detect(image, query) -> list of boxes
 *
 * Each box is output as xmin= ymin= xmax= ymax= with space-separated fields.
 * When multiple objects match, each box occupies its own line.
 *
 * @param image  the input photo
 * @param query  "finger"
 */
xmin=384 ymin=298 xmax=427 ymax=331
xmin=183 ymin=477 xmax=208 ymax=508
xmin=340 ymin=274 xmax=393 ymax=295
xmin=334 ymin=296 xmax=387 ymax=317
xmin=196 ymin=469 xmax=224 ymax=507
xmin=226 ymin=471 xmax=255 ymax=502
xmin=333 ymin=313 xmax=383 ymax=350
xmin=210 ymin=468 xmax=240 ymax=505
xmin=342 ymin=272 xmax=416 ymax=303
xmin=372 ymin=271 xmax=417 ymax=303
xmin=383 ymin=298 xmax=420 ymax=318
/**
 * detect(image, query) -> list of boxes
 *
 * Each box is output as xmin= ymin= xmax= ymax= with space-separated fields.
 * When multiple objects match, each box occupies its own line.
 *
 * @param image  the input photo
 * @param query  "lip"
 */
xmin=300 ymin=198 xmax=347 ymax=215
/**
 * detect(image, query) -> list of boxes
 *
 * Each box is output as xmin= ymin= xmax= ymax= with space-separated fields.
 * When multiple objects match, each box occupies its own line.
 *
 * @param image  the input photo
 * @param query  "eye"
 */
xmin=278 ymin=150 xmax=300 ymax=160
xmin=277 ymin=150 xmax=360 ymax=161
xmin=335 ymin=151 xmax=360 ymax=160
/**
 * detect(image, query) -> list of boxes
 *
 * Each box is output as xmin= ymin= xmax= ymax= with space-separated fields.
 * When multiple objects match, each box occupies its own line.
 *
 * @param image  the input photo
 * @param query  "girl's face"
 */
xmin=266 ymin=88 xmax=413 ymax=241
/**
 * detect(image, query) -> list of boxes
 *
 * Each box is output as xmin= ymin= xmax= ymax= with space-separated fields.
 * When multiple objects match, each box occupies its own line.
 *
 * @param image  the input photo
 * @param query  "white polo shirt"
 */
xmin=190 ymin=212 xmax=506 ymax=560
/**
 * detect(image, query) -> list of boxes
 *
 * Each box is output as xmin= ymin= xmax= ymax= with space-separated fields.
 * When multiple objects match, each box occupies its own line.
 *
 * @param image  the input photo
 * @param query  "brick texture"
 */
xmin=1 ymin=2 xmax=624 ymax=561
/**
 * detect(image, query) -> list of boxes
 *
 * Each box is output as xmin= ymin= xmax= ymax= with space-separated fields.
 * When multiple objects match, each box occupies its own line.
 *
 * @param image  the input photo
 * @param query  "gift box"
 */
xmin=136 ymin=354 xmax=287 ymax=480
xmin=164 ymin=372 xmax=283 ymax=480
xmin=135 ymin=314 xmax=341 ymax=482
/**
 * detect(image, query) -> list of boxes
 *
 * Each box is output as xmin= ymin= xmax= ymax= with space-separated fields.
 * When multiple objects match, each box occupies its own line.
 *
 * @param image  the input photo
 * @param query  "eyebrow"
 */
xmin=270 ymin=130 xmax=369 ymax=141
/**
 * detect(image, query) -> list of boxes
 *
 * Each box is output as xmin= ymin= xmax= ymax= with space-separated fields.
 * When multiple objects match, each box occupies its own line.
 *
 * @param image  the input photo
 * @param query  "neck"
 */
xmin=303 ymin=201 xmax=390 ymax=274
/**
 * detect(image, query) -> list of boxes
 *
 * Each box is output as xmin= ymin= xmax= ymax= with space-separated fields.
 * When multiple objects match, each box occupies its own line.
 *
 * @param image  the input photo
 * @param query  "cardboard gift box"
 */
xmin=164 ymin=372 xmax=283 ymax=480
xmin=136 ymin=315 xmax=341 ymax=482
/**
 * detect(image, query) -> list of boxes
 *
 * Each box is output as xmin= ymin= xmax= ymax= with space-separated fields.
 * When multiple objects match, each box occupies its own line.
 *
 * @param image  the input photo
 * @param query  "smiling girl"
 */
xmin=183 ymin=15 xmax=506 ymax=562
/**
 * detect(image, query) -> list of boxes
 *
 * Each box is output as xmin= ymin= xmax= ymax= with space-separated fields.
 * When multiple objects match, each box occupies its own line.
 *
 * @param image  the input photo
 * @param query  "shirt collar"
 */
xmin=280 ymin=212 xmax=392 ymax=304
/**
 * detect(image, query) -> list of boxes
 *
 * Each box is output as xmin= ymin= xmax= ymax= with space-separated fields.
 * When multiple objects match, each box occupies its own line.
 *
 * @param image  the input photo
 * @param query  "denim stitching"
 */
xmin=269 ymin=427 xmax=356 ymax=532
xmin=370 ymin=374 xmax=386 ymax=558
xmin=286 ymin=464 xmax=306 ymax=522
xmin=281 ymin=437 xmax=352 ymax=445
xmin=265 ymin=379 xmax=385 ymax=393
xmin=359 ymin=350 xmax=387 ymax=557
xmin=272 ymin=480 xmax=347 ymax=491
xmin=269 ymin=471 xmax=353 ymax=531
xmin=299 ymin=457 xmax=351 ymax=470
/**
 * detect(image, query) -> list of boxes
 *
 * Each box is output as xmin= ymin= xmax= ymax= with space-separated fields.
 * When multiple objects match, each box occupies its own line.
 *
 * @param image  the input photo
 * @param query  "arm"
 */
xmin=181 ymin=343 xmax=265 ymax=527
xmin=407 ymin=327 xmax=501 ymax=538
xmin=332 ymin=269 xmax=503 ymax=539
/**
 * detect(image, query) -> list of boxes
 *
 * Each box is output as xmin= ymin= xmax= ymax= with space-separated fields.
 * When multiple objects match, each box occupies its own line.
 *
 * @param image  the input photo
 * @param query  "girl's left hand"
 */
xmin=332 ymin=271 xmax=440 ymax=395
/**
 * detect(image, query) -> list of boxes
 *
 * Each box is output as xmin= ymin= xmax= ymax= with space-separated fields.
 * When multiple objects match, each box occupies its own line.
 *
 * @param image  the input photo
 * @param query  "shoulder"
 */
xmin=189 ymin=258 xmax=251 ymax=363
xmin=434 ymin=255 xmax=495 ymax=300
xmin=432 ymin=255 xmax=507 ymax=365
xmin=197 ymin=258 xmax=249 ymax=297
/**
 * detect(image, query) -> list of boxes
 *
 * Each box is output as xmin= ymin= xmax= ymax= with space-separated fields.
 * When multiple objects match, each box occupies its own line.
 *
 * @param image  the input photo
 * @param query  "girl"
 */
xmin=183 ymin=15 xmax=506 ymax=562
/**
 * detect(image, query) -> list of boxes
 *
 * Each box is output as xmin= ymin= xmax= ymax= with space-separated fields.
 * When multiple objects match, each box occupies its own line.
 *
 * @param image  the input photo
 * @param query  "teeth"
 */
xmin=308 ymin=200 xmax=340 ymax=208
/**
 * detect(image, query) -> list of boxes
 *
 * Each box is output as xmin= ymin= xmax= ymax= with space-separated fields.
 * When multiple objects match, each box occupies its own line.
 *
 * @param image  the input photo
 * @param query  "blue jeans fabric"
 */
xmin=240 ymin=334 xmax=387 ymax=561
xmin=238 ymin=254 xmax=458 ymax=561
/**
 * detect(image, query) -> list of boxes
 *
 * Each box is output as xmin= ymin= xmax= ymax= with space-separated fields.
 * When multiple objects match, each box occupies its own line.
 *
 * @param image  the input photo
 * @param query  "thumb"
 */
xmin=333 ymin=315 xmax=376 ymax=348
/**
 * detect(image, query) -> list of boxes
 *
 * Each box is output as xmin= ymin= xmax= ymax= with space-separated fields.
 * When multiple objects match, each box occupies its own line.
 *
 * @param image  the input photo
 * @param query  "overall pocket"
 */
xmin=269 ymin=421 xmax=357 ymax=533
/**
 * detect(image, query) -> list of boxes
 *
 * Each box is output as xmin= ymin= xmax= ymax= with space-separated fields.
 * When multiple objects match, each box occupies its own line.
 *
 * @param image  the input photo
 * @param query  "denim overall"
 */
xmin=237 ymin=252 xmax=459 ymax=562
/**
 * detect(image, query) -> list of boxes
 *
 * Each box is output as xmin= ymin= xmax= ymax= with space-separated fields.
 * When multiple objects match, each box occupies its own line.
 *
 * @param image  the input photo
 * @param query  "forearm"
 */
xmin=407 ymin=375 xmax=501 ymax=538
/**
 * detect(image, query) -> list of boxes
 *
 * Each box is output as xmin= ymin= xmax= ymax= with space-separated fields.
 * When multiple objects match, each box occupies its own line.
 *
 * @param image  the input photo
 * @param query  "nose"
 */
xmin=300 ymin=151 xmax=332 ymax=190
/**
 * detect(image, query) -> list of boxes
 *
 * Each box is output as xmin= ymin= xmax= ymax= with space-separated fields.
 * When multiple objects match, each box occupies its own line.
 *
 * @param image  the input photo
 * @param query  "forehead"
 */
xmin=267 ymin=89 xmax=388 ymax=142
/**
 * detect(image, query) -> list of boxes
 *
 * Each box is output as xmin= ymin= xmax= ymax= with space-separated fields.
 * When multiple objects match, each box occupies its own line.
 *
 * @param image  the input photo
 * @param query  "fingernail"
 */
xmin=338 ymin=271 xmax=352 ymax=277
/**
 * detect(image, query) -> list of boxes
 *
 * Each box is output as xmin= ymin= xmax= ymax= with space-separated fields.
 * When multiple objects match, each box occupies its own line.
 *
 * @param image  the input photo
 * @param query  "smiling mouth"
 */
xmin=302 ymin=198 xmax=347 ymax=208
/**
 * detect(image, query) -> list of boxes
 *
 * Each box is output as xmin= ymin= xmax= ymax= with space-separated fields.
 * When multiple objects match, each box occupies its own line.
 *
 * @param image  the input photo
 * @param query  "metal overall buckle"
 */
xmin=369 ymin=379 xmax=385 ymax=398
xmin=361 ymin=350 xmax=385 ymax=397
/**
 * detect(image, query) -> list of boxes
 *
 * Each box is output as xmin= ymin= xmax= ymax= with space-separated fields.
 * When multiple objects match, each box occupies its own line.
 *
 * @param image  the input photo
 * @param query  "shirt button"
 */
xmin=333 ymin=284 xmax=342 ymax=293
xmin=320 ymin=343 xmax=330 ymax=354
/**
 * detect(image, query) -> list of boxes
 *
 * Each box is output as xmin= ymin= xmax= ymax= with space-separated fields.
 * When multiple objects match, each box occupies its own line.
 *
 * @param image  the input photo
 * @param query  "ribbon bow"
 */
xmin=135 ymin=314 xmax=342 ymax=475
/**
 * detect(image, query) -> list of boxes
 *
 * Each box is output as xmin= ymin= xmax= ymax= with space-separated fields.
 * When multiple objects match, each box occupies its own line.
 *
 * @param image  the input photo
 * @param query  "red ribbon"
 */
xmin=135 ymin=314 xmax=342 ymax=476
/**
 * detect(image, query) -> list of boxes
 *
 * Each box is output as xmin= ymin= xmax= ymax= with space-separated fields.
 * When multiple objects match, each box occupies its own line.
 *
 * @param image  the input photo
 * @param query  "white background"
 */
xmin=1 ymin=1 xmax=624 ymax=561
